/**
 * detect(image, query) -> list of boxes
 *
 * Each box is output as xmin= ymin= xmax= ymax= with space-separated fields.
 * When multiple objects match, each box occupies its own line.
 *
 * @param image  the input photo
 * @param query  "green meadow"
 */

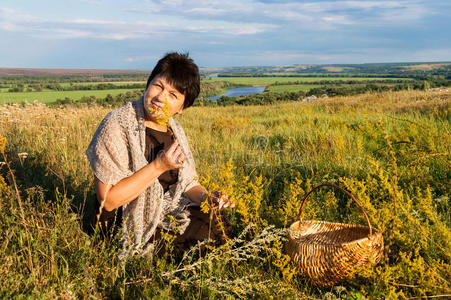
xmin=58 ymin=81 xmax=146 ymax=87
xmin=0 ymin=88 xmax=140 ymax=104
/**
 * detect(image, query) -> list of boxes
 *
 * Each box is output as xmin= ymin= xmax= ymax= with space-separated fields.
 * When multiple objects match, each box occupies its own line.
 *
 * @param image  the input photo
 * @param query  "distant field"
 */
xmin=321 ymin=66 xmax=356 ymax=72
xmin=401 ymin=63 xmax=450 ymax=71
xmin=59 ymin=81 xmax=146 ymax=87
xmin=0 ymin=88 xmax=140 ymax=104
xmin=266 ymin=84 xmax=323 ymax=92
xmin=207 ymin=76 xmax=408 ymax=85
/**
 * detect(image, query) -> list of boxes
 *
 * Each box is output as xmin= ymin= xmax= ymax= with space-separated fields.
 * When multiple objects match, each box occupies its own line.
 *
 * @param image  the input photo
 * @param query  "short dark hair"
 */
xmin=146 ymin=52 xmax=200 ymax=109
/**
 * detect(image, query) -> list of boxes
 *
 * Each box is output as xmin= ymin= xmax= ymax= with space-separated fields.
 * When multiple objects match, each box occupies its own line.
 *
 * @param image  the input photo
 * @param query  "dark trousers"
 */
xmin=154 ymin=206 xmax=233 ymax=252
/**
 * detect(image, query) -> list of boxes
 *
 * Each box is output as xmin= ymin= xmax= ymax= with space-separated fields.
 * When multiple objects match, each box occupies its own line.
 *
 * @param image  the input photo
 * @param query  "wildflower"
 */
xmin=147 ymin=94 xmax=170 ymax=126
xmin=0 ymin=135 xmax=6 ymax=153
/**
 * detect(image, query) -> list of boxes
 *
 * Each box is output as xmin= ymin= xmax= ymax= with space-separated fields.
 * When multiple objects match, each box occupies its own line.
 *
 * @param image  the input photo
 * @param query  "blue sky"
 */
xmin=0 ymin=0 xmax=450 ymax=69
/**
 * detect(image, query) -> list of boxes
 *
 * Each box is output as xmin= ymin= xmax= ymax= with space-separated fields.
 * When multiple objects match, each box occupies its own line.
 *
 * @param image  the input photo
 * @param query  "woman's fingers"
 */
xmin=156 ymin=140 xmax=186 ymax=170
xmin=172 ymin=148 xmax=185 ymax=165
xmin=168 ymin=141 xmax=185 ymax=161
xmin=172 ymin=147 xmax=182 ymax=159
xmin=222 ymin=197 xmax=235 ymax=208
xmin=214 ymin=194 xmax=235 ymax=210
xmin=225 ymin=197 xmax=235 ymax=208
xmin=167 ymin=140 xmax=178 ymax=155
xmin=176 ymin=152 xmax=185 ymax=164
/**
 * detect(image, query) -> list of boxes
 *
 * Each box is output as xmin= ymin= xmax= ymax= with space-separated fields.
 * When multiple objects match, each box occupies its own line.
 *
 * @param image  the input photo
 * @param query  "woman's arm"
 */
xmin=183 ymin=184 xmax=209 ymax=205
xmin=95 ymin=140 xmax=185 ymax=212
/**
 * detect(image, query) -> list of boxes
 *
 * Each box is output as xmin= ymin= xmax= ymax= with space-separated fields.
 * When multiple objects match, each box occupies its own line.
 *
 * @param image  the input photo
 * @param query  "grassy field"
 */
xmin=206 ymin=76 xmax=409 ymax=85
xmin=0 ymin=89 xmax=450 ymax=298
xmin=0 ymin=88 xmax=141 ymax=104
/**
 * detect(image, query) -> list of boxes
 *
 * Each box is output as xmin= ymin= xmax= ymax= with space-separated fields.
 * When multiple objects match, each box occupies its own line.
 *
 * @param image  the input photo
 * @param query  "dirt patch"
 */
xmin=401 ymin=63 xmax=450 ymax=71
xmin=322 ymin=66 xmax=355 ymax=72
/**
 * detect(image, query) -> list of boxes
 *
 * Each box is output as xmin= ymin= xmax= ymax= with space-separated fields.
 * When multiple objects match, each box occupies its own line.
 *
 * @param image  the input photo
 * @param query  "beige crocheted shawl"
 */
xmin=86 ymin=97 xmax=199 ymax=258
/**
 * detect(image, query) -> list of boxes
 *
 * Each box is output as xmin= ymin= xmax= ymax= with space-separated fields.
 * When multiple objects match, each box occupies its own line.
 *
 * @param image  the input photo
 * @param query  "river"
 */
xmin=206 ymin=86 xmax=266 ymax=101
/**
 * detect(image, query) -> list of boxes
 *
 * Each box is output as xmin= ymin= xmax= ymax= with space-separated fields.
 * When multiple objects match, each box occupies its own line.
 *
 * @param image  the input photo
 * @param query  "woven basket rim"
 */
xmin=288 ymin=219 xmax=382 ymax=247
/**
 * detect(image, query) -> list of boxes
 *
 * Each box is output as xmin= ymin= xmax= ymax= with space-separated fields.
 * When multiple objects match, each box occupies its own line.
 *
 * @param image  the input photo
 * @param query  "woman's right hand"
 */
xmin=155 ymin=140 xmax=185 ymax=172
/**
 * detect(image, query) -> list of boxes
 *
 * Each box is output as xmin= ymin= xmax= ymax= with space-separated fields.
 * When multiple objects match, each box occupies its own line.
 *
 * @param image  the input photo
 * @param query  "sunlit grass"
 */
xmin=0 ymin=89 xmax=449 ymax=298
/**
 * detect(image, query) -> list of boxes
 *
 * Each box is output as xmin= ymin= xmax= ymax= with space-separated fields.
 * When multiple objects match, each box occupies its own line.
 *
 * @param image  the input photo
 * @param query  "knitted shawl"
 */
xmin=86 ymin=97 xmax=199 ymax=258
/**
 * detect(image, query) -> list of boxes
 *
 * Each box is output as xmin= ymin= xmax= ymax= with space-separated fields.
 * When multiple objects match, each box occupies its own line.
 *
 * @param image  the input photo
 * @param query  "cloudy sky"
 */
xmin=0 ymin=0 xmax=450 ymax=69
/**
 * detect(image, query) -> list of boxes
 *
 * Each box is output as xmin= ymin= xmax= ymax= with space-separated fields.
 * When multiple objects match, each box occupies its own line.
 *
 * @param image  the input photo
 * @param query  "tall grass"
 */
xmin=0 ymin=89 xmax=450 ymax=298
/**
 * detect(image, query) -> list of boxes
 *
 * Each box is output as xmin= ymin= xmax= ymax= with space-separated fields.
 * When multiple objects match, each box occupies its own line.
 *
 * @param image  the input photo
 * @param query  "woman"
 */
xmin=86 ymin=52 xmax=234 ymax=258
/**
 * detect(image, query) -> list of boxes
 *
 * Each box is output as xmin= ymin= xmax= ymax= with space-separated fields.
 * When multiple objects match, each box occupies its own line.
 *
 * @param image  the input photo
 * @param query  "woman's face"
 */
xmin=143 ymin=75 xmax=186 ymax=125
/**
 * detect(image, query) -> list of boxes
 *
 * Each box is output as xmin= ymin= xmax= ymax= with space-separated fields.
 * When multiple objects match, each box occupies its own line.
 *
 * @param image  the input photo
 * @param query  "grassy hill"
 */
xmin=0 ymin=89 xmax=450 ymax=298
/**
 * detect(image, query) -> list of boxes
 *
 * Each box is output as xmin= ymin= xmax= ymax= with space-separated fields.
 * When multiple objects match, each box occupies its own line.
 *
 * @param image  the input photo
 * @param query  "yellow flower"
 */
xmin=0 ymin=135 xmax=6 ymax=153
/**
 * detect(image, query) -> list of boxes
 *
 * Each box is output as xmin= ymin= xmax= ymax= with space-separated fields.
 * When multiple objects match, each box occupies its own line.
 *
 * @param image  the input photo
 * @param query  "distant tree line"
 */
xmin=214 ymin=62 xmax=451 ymax=77
xmin=4 ymin=83 xmax=145 ymax=92
xmin=218 ymin=73 xmax=410 ymax=79
xmin=268 ymin=79 xmax=413 ymax=86
xmin=0 ymin=74 xmax=148 ymax=85
xmin=52 ymin=90 xmax=144 ymax=106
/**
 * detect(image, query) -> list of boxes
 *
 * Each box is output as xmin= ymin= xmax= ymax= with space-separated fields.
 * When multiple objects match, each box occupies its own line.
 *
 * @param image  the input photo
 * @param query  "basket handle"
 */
xmin=297 ymin=183 xmax=373 ymax=236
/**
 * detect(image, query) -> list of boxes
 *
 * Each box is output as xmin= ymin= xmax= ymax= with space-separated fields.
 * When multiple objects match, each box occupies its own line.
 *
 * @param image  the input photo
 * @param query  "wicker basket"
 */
xmin=285 ymin=184 xmax=384 ymax=287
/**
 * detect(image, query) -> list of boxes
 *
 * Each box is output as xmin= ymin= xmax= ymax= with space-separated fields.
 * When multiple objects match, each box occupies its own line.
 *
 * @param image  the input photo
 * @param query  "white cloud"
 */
xmin=128 ymin=0 xmax=432 ymax=30
xmin=321 ymin=15 xmax=354 ymax=25
xmin=335 ymin=1 xmax=405 ymax=10
xmin=79 ymin=0 xmax=103 ymax=4
xmin=124 ymin=55 xmax=159 ymax=63
xmin=0 ymin=7 xmax=41 ymax=31
xmin=0 ymin=7 xmax=275 ymax=40
xmin=162 ymin=0 xmax=185 ymax=6
xmin=187 ymin=7 xmax=227 ymax=16
xmin=0 ymin=1 xmax=448 ymax=68
xmin=207 ymin=41 xmax=225 ymax=45
xmin=70 ymin=19 xmax=126 ymax=25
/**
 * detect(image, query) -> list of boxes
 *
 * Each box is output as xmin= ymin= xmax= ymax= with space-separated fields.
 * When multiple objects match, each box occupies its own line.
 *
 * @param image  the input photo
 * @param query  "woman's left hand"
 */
xmin=209 ymin=191 xmax=235 ymax=210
